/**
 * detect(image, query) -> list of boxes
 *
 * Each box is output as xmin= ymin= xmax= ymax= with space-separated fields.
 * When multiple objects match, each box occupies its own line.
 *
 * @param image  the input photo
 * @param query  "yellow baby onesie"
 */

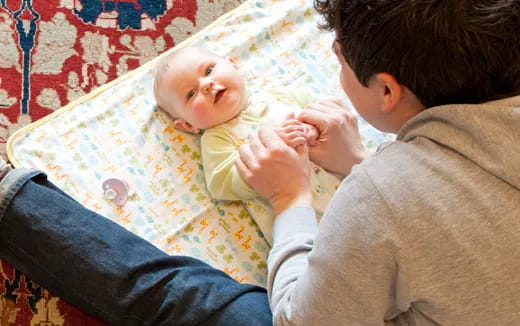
xmin=201 ymin=89 xmax=341 ymax=245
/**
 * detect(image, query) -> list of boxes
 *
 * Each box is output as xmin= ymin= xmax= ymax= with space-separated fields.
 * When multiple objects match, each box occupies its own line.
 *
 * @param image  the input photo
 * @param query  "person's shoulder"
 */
xmin=359 ymin=137 xmax=456 ymax=214
xmin=360 ymin=140 xmax=427 ymax=192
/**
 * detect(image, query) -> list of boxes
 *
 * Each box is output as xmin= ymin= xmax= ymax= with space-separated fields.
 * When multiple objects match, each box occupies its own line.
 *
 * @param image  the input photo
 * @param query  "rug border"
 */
xmin=7 ymin=0 xmax=254 ymax=167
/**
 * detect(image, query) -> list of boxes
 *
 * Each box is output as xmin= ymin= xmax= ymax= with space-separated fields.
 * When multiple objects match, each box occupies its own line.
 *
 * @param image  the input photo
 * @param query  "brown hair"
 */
xmin=315 ymin=0 xmax=520 ymax=108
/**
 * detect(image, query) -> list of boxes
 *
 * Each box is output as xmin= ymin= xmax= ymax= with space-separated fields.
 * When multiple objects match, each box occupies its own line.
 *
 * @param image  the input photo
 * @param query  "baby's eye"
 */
xmin=205 ymin=66 xmax=214 ymax=75
xmin=187 ymin=90 xmax=195 ymax=99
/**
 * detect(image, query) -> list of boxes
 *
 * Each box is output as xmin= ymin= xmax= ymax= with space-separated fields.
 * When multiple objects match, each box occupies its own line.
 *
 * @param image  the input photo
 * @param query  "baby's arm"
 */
xmin=201 ymin=129 xmax=258 ymax=201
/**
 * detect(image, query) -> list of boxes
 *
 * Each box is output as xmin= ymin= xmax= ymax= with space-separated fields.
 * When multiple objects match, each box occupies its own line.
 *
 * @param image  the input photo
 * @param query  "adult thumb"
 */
xmin=295 ymin=143 xmax=309 ymax=157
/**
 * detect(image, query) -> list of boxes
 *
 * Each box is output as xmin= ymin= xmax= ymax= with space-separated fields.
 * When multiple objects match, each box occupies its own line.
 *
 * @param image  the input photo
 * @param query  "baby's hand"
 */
xmin=276 ymin=113 xmax=320 ymax=148
xmin=301 ymin=122 xmax=319 ymax=146
xmin=276 ymin=119 xmax=307 ymax=148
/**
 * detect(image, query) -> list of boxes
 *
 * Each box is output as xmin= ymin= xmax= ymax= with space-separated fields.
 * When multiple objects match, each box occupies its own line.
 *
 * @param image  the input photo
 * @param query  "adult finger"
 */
xmin=295 ymin=143 xmax=309 ymax=156
xmin=249 ymin=130 xmax=266 ymax=154
xmin=298 ymin=108 xmax=329 ymax=131
xmin=301 ymin=103 xmax=356 ymax=127
xmin=238 ymin=143 xmax=257 ymax=170
xmin=235 ymin=155 xmax=253 ymax=181
xmin=257 ymin=125 xmax=287 ymax=149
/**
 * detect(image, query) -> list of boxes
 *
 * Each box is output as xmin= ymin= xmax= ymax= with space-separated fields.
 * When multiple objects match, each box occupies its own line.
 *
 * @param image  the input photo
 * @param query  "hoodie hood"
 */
xmin=398 ymin=95 xmax=520 ymax=190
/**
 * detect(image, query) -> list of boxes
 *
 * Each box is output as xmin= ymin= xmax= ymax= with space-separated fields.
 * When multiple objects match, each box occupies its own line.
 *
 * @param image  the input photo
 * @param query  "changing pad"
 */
xmin=7 ymin=0 xmax=394 ymax=287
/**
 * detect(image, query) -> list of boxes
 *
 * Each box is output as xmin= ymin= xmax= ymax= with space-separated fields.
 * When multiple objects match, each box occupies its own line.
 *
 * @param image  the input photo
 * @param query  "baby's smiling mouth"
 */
xmin=214 ymin=89 xmax=226 ymax=104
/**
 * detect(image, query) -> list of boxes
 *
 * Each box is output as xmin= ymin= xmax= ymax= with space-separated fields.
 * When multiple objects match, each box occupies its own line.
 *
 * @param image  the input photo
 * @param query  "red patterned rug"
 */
xmin=0 ymin=0 xmax=243 ymax=324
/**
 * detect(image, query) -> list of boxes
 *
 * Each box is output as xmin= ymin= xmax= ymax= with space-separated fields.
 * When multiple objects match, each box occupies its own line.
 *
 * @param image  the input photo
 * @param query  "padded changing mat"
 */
xmin=7 ymin=0 xmax=394 ymax=287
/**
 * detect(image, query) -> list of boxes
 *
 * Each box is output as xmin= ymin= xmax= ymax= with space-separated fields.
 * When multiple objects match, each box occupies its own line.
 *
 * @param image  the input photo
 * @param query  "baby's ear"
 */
xmin=226 ymin=56 xmax=239 ymax=69
xmin=173 ymin=119 xmax=201 ymax=134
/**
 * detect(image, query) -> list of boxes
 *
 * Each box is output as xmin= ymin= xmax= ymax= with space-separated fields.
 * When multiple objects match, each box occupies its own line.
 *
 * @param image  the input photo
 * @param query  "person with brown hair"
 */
xmin=236 ymin=0 xmax=520 ymax=324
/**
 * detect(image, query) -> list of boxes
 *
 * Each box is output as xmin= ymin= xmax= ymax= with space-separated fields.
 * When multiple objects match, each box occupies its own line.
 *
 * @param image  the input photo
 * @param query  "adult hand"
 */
xmin=236 ymin=126 xmax=313 ymax=215
xmin=298 ymin=98 xmax=367 ymax=176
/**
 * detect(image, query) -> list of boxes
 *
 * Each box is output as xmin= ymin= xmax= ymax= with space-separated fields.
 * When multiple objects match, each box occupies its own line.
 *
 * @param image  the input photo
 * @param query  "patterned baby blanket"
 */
xmin=7 ymin=0 xmax=394 ymax=287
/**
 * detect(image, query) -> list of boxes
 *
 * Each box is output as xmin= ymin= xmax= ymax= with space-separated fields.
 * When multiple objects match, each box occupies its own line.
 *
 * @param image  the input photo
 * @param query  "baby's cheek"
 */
xmin=191 ymin=100 xmax=210 ymax=118
xmin=190 ymin=102 xmax=211 ymax=124
xmin=191 ymin=105 xmax=205 ymax=119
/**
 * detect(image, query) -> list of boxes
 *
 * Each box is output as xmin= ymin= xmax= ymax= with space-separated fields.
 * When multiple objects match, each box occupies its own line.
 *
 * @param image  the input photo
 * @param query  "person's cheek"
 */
xmin=191 ymin=95 xmax=207 ymax=113
xmin=191 ymin=97 xmax=213 ymax=124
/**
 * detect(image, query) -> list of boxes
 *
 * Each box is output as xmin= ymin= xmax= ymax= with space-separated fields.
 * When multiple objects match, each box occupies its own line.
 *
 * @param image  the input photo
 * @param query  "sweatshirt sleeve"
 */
xmin=200 ymin=128 xmax=258 ymax=201
xmin=267 ymin=165 xmax=411 ymax=325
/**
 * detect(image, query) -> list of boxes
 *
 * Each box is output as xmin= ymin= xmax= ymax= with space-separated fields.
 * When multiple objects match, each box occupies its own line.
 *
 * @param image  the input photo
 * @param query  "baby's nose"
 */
xmin=201 ymin=80 xmax=214 ymax=95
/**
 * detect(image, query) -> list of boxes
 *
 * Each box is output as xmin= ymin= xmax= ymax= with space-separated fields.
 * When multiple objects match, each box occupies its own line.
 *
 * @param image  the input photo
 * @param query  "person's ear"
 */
xmin=226 ymin=56 xmax=240 ymax=70
xmin=173 ymin=118 xmax=201 ymax=134
xmin=374 ymin=73 xmax=402 ymax=114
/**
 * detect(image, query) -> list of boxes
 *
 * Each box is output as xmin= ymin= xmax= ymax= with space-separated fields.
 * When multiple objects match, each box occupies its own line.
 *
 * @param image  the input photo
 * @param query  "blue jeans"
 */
xmin=0 ymin=170 xmax=272 ymax=325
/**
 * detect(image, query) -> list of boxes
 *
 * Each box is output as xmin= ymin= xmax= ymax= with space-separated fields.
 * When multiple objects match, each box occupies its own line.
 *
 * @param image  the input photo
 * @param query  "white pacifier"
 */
xmin=102 ymin=178 xmax=135 ymax=206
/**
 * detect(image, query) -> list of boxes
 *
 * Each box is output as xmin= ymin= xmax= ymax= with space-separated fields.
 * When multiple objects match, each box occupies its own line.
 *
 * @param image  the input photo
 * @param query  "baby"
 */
xmin=154 ymin=46 xmax=340 ymax=244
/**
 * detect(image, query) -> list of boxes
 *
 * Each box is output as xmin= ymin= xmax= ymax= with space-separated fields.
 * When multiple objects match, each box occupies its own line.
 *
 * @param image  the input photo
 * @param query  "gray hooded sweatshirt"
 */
xmin=267 ymin=95 xmax=520 ymax=325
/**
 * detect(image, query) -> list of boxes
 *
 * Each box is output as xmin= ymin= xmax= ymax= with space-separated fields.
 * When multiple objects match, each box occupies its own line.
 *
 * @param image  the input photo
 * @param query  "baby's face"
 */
xmin=159 ymin=48 xmax=248 ymax=132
